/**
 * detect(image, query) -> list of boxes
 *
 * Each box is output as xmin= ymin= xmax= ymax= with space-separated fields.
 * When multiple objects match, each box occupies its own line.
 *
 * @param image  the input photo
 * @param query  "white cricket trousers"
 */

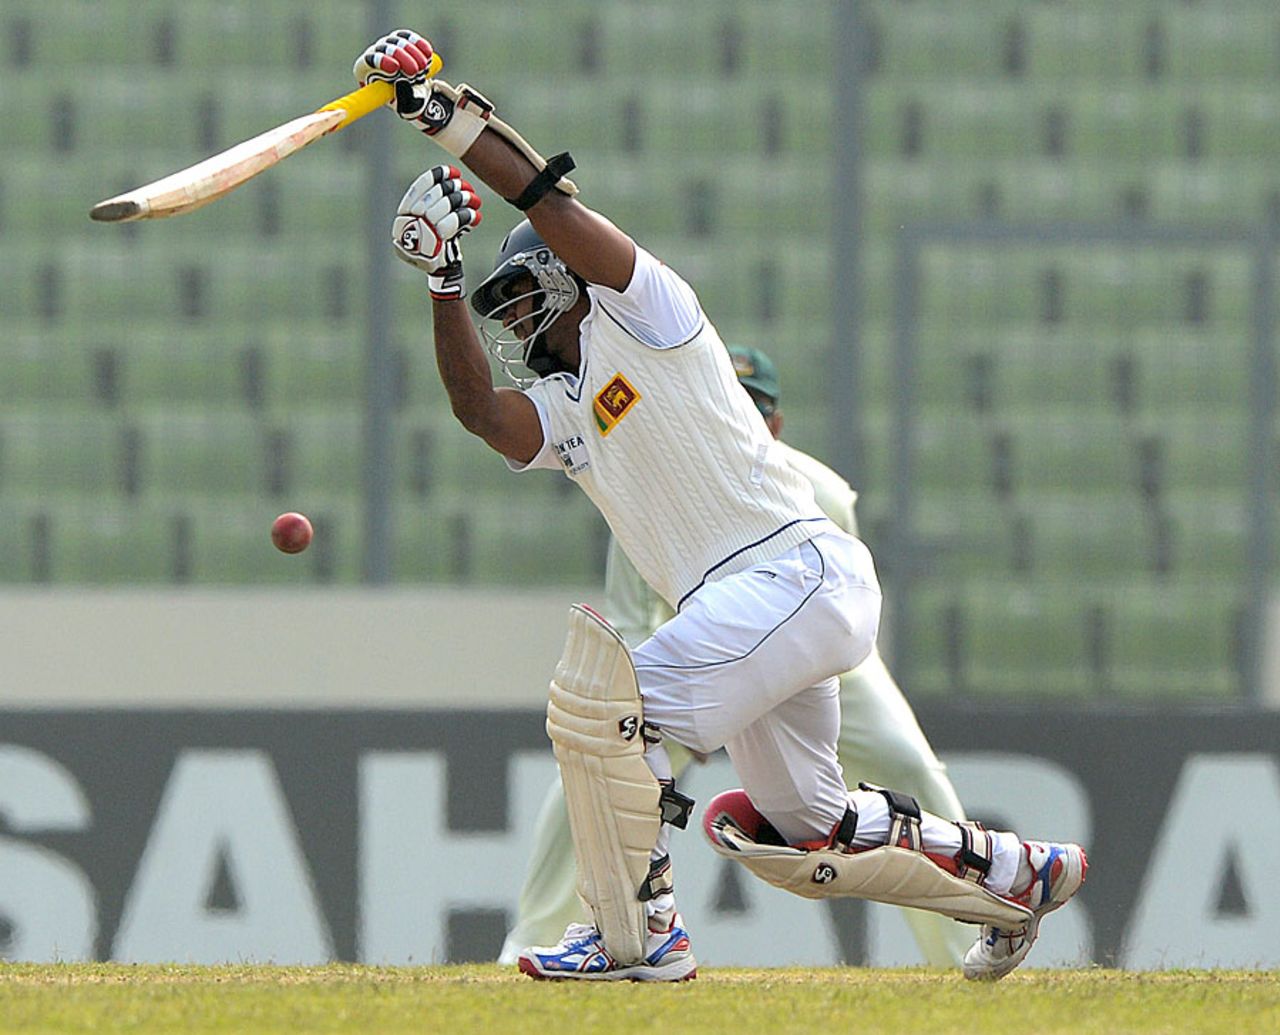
xmin=634 ymin=531 xmax=881 ymax=845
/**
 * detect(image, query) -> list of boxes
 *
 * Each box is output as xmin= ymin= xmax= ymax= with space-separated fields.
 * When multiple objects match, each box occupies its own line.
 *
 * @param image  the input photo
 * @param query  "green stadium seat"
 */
xmin=1057 ymin=88 xmax=1184 ymax=163
xmin=1106 ymin=585 xmax=1241 ymax=698
xmin=116 ymin=330 xmax=253 ymax=408
xmin=55 ymin=246 xmax=187 ymax=326
xmin=392 ymin=323 xmax=458 ymax=411
xmin=44 ymin=502 xmax=183 ymax=583
xmin=0 ymin=335 xmax=101 ymax=406
xmin=732 ymin=4 xmax=835 ymax=80
xmin=0 ymin=244 xmax=61 ymax=326
xmin=601 ymin=81 xmax=831 ymax=159
xmin=204 ymin=247 xmax=345 ymax=329
xmin=0 ymin=503 xmax=43 ymax=582
xmin=304 ymin=11 xmax=371 ymax=72
xmin=932 ymin=251 xmax=1248 ymax=354
xmin=4 ymin=157 xmax=121 ymax=238
xmin=896 ymin=584 xmax=963 ymax=697
xmin=594 ymin=6 xmax=729 ymax=79
xmin=1 ymin=413 xmax=127 ymax=494
xmin=394 ymin=415 xmax=517 ymax=500
xmin=863 ymin=161 xmax=976 ymax=235
xmin=912 ymin=495 xmax=1016 ymax=577
xmin=288 ymin=413 xmax=364 ymax=497
xmin=392 ymin=498 xmax=469 ymax=582
xmin=167 ymin=8 xmax=296 ymax=72
xmin=1025 ymin=498 xmax=1155 ymax=579
xmin=959 ymin=581 xmax=1096 ymax=697
xmin=1127 ymin=328 xmax=1251 ymax=414
xmin=916 ymin=248 xmax=1046 ymax=328
xmin=1196 ymin=86 xmax=1280 ymax=163
xmin=869 ymin=0 xmax=1017 ymax=80
xmin=135 ymin=412 xmax=266 ymax=496
xmin=976 ymin=331 xmax=1115 ymax=412
xmin=913 ymin=416 xmax=997 ymax=495
xmin=1 ymin=77 xmax=62 ymax=151
xmin=1147 ymin=164 xmax=1276 ymax=227
xmin=267 ymin=161 xmax=366 ymax=238
xmin=53 ymin=73 xmax=179 ymax=155
xmin=1156 ymin=416 xmax=1250 ymax=492
xmin=27 ymin=3 xmax=182 ymax=67
xmin=1002 ymin=415 xmax=1134 ymax=494
xmin=1165 ymin=491 xmax=1248 ymax=580
xmin=465 ymin=494 xmax=608 ymax=584
xmin=982 ymin=162 xmax=1134 ymax=224
xmin=258 ymin=331 xmax=365 ymax=413
xmin=395 ymin=488 xmax=605 ymax=584
xmin=1022 ymin=6 xmax=1150 ymax=81
xmin=1163 ymin=6 xmax=1277 ymax=83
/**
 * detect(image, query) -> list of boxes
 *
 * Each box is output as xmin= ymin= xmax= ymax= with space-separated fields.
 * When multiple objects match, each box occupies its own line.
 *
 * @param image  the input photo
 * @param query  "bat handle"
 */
xmin=317 ymin=52 xmax=444 ymax=129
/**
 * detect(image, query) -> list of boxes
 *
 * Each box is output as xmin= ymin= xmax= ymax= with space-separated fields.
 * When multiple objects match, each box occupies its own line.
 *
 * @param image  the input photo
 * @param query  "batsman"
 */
xmin=354 ymin=30 xmax=1087 ymax=982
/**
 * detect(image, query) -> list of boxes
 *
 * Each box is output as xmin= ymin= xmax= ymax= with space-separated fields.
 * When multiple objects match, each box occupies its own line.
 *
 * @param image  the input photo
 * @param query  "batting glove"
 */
xmin=354 ymin=29 xmax=497 ymax=155
xmin=354 ymin=30 xmax=442 ymax=124
xmin=354 ymin=29 xmax=435 ymax=88
xmin=392 ymin=165 xmax=483 ymax=301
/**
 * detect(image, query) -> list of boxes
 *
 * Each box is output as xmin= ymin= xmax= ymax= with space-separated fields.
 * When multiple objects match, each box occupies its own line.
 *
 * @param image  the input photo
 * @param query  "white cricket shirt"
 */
xmin=506 ymin=246 xmax=832 ymax=609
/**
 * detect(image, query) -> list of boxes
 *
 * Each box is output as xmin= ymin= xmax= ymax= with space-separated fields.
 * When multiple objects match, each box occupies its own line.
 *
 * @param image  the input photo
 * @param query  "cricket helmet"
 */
xmin=470 ymin=220 xmax=583 ymax=386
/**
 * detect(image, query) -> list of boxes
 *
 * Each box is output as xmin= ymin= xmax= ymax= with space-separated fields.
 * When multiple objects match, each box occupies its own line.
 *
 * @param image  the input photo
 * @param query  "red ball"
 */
xmin=271 ymin=512 xmax=313 ymax=554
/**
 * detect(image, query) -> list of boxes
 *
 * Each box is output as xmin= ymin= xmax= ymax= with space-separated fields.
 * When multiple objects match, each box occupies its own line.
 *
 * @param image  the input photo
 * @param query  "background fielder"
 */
xmin=498 ymin=344 xmax=973 ymax=968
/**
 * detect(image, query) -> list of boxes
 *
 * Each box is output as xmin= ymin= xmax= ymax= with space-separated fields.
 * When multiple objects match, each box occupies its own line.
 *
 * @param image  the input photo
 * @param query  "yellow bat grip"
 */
xmin=317 ymin=52 xmax=445 ymax=129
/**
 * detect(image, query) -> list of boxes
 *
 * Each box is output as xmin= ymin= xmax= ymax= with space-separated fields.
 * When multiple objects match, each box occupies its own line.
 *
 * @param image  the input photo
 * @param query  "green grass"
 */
xmin=1 ymin=965 xmax=1277 ymax=1035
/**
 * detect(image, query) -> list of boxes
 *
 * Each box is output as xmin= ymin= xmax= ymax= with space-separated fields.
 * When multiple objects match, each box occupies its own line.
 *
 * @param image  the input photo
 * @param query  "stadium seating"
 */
xmin=1 ymin=0 xmax=1273 ymax=704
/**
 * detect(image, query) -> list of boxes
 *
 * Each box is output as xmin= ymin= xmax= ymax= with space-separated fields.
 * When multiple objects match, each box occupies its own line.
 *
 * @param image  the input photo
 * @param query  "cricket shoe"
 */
xmin=517 ymin=917 xmax=697 ymax=982
xmin=962 ymin=840 xmax=1088 ymax=981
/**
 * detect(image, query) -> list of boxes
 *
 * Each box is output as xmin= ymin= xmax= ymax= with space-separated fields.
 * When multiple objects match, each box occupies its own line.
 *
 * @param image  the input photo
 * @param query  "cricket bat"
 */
xmin=89 ymin=54 xmax=441 ymax=223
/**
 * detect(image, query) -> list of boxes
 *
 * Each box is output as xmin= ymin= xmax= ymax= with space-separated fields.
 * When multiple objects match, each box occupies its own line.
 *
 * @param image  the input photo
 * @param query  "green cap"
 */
xmin=728 ymin=345 xmax=780 ymax=404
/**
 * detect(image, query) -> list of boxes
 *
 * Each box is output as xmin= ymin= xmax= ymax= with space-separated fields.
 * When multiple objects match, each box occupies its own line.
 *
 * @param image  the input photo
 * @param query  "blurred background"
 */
xmin=3 ymin=0 xmax=1275 ymax=705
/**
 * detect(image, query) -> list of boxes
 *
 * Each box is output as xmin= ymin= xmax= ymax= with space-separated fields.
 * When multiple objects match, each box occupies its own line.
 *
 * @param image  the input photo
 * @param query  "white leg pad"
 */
xmin=546 ymin=604 xmax=661 ymax=964
xmin=707 ymin=814 xmax=1032 ymax=929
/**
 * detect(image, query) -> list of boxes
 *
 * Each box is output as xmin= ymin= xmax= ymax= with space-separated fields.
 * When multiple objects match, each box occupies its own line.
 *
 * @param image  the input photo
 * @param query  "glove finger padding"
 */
xmin=399 ymin=166 xmax=479 ymax=220
xmin=393 ymin=164 xmax=482 ymax=300
xmin=354 ymin=29 xmax=436 ymax=86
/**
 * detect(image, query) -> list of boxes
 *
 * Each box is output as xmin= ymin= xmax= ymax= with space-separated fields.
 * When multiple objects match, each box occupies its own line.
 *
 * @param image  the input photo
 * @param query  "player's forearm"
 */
xmin=460 ymin=132 xmax=634 ymax=291
xmin=431 ymin=298 xmax=502 ymax=434
xmin=460 ymin=130 xmax=541 ymax=207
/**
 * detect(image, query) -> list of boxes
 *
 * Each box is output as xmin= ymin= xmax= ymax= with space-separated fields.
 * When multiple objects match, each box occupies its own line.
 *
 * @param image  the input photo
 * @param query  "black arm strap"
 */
xmin=507 ymin=151 xmax=577 ymax=211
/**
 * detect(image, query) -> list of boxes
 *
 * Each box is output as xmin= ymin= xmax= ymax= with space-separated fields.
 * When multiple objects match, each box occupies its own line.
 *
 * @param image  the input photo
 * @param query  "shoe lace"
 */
xmin=561 ymin=923 xmax=601 ymax=949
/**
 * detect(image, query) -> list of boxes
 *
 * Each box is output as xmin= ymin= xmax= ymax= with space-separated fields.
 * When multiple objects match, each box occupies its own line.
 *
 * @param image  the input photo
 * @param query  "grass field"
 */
xmin=1 ymin=965 xmax=1277 ymax=1035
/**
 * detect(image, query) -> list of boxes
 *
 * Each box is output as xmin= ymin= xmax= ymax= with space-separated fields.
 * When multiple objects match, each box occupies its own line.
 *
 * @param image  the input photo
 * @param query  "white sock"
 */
xmin=846 ymin=789 xmax=1024 ymax=895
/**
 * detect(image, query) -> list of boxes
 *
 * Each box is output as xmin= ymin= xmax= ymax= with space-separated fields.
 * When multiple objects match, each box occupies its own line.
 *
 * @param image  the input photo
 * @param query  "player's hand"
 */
xmin=392 ymin=165 xmax=483 ymax=300
xmin=353 ymin=30 xmax=437 ymax=122
xmin=354 ymin=29 xmax=435 ymax=86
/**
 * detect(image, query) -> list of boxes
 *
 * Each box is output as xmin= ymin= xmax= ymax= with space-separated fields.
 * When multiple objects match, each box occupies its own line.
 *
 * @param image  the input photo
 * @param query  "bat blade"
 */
xmin=89 ymin=56 xmax=440 ymax=224
xmin=90 ymin=106 xmax=350 ymax=222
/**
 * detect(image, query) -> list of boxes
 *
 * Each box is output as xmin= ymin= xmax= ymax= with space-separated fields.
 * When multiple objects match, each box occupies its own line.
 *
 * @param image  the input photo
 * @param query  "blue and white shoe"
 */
xmin=517 ymin=917 xmax=697 ymax=982
xmin=963 ymin=840 xmax=1088 ymax=981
